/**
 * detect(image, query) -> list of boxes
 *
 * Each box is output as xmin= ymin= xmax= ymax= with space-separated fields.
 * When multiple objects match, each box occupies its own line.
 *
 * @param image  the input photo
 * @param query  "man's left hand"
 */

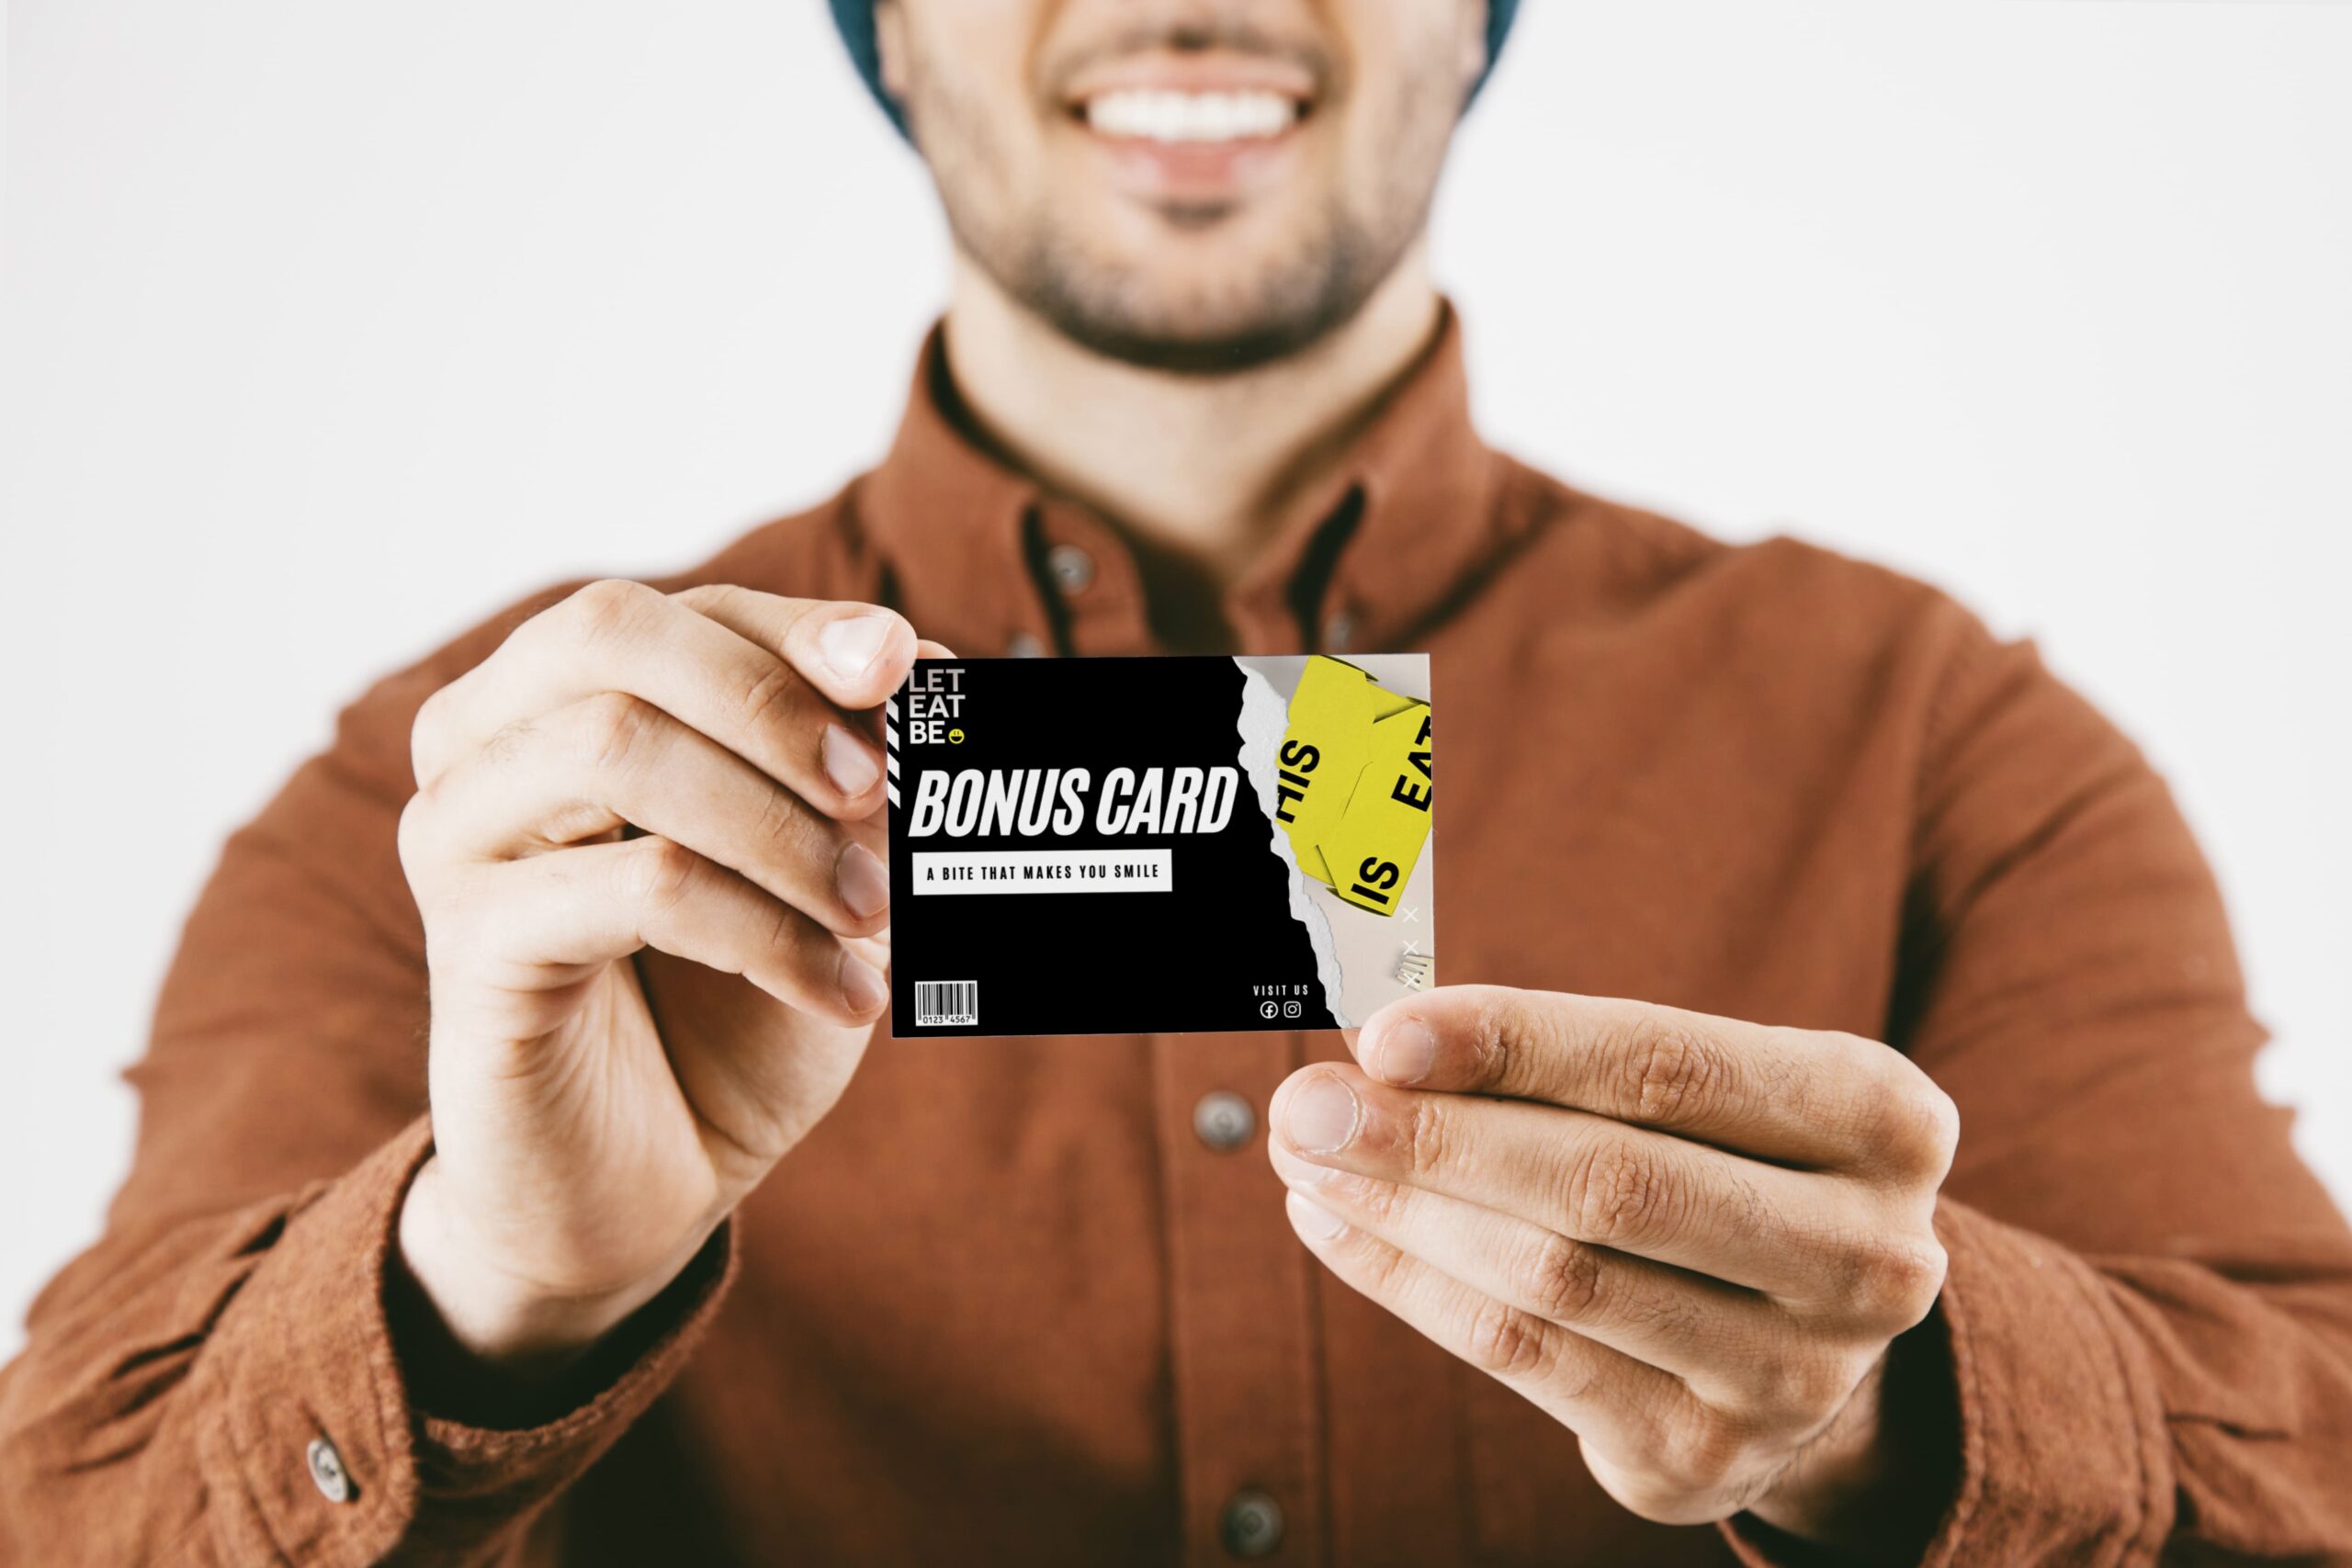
xmin=1268 ymin=985 xmax=1959 ymax=1540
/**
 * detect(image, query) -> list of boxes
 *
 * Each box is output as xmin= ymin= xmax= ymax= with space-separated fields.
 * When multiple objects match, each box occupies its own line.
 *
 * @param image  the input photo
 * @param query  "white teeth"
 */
xmin=1082 ymin=89 xmax=1297 ymax=143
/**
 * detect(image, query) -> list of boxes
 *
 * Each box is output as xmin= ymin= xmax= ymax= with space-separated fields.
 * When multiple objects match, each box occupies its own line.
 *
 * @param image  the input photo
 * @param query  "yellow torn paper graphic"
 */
xmin=1272 ymin=656 xmax=1374 ymax=886
xmin=1324 ymin=701 xmax=1433 ymax=915
xmin=1272 ymin=657 xmax=1432 ymax=915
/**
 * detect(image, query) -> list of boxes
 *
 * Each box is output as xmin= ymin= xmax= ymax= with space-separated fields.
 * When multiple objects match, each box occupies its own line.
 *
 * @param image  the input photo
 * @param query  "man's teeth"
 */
xmin=1083 ymin=90 xmax=1297 ymax=143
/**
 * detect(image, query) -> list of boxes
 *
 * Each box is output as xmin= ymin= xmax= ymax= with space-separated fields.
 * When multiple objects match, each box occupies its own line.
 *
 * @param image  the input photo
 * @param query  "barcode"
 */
xmin=914 ymin=980 xmax=978 ymax=1027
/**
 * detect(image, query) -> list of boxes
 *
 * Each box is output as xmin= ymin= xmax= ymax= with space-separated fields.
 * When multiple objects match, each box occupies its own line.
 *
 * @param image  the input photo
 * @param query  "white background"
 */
xmin=4 ymin=4 xmax=2346 ymax=1359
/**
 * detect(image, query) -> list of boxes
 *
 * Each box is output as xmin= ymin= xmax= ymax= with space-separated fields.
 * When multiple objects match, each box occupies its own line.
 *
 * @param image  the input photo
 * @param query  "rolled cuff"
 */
xmin=1722 ymin=1199 xmax=2175 ymax=1566
xmin=190 ymin=1119 xmax=735 ymax=1566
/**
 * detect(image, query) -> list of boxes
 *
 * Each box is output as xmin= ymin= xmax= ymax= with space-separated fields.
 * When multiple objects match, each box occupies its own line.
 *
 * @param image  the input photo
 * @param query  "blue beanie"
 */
xmin=828 ymin=1 xmax=1521 ymax=140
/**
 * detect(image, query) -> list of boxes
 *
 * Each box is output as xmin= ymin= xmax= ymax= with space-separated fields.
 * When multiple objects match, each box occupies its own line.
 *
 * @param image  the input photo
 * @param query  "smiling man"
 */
xmin=5 ymin=3 xmax=2350 ymax=1565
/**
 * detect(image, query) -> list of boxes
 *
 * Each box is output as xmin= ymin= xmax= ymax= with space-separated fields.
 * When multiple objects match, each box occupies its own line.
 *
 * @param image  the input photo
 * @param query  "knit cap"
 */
xmin=826 ymin=1 xmax=1521 ymax=139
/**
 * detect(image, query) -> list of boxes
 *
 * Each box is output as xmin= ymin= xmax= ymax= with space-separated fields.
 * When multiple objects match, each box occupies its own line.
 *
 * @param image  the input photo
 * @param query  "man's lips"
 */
xmin=1081 ymin=87 xmax=1299 ymax=143
xmin=1061 ymin=55 xmax=1317 ymax=203
xmin=1062 ymin=49 xmax=1318 ymax=112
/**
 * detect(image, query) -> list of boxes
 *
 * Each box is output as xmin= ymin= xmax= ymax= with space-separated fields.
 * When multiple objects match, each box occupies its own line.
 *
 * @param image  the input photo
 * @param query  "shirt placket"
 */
xmin=1028 ymin=501 xmax=1159 ymax=657
xmin=1149 ymin=1030 xmax=1328 ymax=1565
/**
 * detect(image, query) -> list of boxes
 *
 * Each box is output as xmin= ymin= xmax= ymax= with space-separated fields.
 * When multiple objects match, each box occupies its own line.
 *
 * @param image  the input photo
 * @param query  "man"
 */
xmin=3 ymin=0 xmax=2346 ymax=1562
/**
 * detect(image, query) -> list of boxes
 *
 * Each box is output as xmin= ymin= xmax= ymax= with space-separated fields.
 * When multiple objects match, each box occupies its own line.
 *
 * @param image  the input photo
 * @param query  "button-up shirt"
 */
xmin=5 ymin=310 xmax=2348 ymax=1566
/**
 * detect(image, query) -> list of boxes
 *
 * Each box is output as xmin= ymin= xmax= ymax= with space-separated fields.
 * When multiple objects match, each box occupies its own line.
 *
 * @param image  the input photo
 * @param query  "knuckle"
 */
xmin=1349 ymin=1173 xmax=1412 ymax=1230
xmin=1843 ymin=1232 xmax=1947 ymax=1325
xmin=1927 ymin=1082 xmax=1962 ymax=1159
xmin=1461 ymin=988 xmax=1519 ymax=1090
xmin=395 ymin=790 xmax=438 ymax=880
xmin=733 ymin=660 xmax=806 ymax=743
xmin=757 ymin=895 xmax=809 ymax=970
xmin=479 ymin=715 xmax=538 ymax=771
xmin=1623 ymin=1020 xmax=1726 ymax=1127
xmin=1890 ymin=1236 xmax=1951 ymax=1320
xmin=1370 ymin=1233 xmax=1414 ymax=1284
xmin=620 ymin=837 xmax=702 ymax=912
xmin=565 ymin=578 xmax=658 ymax=644
xmin=410 ymin=685 xmax=454 ymax=784
xmin=1402 ymin=1094 xmax=1456 ymax=1183
xmin=1657 ymin=1405 xmax=1747 ymax=1496
xmin=1355 ymin=1235 xmax=1417 ymax=1305
xmin=1525 ymin=1233 xmax=1606 ymax=1324
xmin=1747 ymin=1348 xmax=1854 ymax=1426
xmin=1852 ymin=1052 xmax=1961 ymax=1181
xmin=1896 ymin=1080 xmax=1962 ymax=1180
xmin=573 ymin=693 xmax=657 ymax=773
xmin=1464 ymin=1295 xmax=1555 ymax=1382
xmin=1566 ymin=1137 xmax=1675 ymax=1248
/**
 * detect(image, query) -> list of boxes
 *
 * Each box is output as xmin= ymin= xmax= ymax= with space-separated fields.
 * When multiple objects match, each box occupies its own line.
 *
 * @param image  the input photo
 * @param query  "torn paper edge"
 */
xmin=1235 ymin=660 xmax=1351 ymax=1027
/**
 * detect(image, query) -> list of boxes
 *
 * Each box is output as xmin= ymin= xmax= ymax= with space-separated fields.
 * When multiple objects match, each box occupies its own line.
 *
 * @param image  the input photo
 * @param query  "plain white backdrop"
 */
xmin=4 ymin=3 xmax=2346 ymax=1360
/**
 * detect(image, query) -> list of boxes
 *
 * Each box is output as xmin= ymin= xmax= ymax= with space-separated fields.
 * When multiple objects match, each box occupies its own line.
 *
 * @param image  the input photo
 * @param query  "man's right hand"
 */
xmin=392 ymin=580 xmax=932 ymax=1377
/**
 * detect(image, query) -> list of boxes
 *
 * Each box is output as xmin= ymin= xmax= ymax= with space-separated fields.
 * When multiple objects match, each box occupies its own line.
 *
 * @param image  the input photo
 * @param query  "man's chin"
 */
xmin=1017 ymin=264 xmax=1386 ymax=377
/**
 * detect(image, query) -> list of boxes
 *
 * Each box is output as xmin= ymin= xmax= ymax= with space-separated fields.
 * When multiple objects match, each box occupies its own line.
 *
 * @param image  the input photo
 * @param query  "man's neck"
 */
xmin=938 ymin=249 xmax=1444 ymax=595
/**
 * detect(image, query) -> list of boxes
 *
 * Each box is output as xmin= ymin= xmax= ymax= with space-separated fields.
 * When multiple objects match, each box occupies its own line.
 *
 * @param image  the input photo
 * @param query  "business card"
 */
xmin=886 ymin=655 xmax=1435 ymax=1037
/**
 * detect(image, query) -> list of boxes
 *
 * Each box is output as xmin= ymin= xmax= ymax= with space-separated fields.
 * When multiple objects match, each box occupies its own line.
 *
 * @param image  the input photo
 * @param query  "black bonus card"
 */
xmin=886 ymin=654 xmax=1435 ymax=1037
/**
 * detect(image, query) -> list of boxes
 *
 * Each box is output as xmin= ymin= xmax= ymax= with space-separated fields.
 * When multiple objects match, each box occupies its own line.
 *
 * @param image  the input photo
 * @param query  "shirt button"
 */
xmin=1046 ymin=543 xmax=1096 ymax=593
xmin=1219 ymin=1489 xmax=1284 ymax=1559
xmin=1324 ymin=610 xmax=1355 ymax=652
xmin=1005 ymin=631 xmax=1046 ymax=658
xmin=1192 ymin=1090 xmax=1256 ymax=1152
xmin=305 ymin=1436 xmax=352 ymax=1504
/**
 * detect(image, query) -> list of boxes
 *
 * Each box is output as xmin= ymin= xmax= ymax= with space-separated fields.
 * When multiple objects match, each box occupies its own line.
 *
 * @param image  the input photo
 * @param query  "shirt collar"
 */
xmin=854 ymin=301 xmax=1514 ymax=658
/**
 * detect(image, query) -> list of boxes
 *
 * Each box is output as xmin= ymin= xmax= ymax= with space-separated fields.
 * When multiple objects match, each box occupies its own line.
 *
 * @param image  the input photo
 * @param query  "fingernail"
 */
xmin=1283 ymin=1074 xmax=1360 ymax=1155
xmin=840 ymin=951 xmax=888 ymax=1015
xmin=1286 ymin=1190 xmax=1349 ymax=1241
xmin=1373 ymin=1016 xmax=1437 ymax=1085
xmin=820 ymin=614 xmax=894 ymax=682
xmin=836 ymin=842 xmax=889 ymax=919
xmin=823 ymin=724 xmax=881 ymax=796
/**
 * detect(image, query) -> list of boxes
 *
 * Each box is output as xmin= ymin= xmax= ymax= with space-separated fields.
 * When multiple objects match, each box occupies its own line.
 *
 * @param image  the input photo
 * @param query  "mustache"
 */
xmin=1042 ymin=17 xmax=1339 ymax=99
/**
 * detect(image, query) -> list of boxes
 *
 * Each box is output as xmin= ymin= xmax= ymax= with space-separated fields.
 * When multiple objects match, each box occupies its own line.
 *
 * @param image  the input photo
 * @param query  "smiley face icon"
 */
xmin=948 ymin=728 xmax=966 ymax=744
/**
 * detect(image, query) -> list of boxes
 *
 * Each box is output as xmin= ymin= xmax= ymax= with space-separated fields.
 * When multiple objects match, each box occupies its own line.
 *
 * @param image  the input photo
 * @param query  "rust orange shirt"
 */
xmin=5 ymin=312 xmax=2349 ymax=1566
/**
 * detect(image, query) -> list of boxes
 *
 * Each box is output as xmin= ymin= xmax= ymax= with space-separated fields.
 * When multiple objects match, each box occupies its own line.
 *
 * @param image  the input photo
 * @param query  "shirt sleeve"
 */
xmin=1725 ymin=608 xmax=2352 ymax=1564
xmin=0 ymin=587 xmax=735 ymax=1566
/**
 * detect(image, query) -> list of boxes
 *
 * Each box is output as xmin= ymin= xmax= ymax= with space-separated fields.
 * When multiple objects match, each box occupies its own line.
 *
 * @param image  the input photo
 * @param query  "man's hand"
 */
xmin=1268 ymin=985 xmax=1959 ymax=1544
xmin=394 ymin=581 xmax=937 ymax=1380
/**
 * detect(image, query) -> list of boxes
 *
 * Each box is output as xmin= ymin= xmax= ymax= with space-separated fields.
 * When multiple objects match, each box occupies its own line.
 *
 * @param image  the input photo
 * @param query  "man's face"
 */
xmin=876 ymin=1 xmax=1487 ymax=373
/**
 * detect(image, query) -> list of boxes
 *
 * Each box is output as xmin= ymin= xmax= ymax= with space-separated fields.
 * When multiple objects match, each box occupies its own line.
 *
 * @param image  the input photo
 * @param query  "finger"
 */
xmin=412 ymin=581 xmax=909 ymax=818
xmin=431 ymin=835 xmax=890 ymax=1033
xmin=1350 ymin=985 xmax=1953 ymax=1178
xmin=1280 ymin=1186 xmax=1694 ymax=1458
xmin=683 ymin=587 xmax=946 ymax=772
xmin=1270 ymin=1064 xmax=1891 ymax=1302
xmin=672 ymin=583 xmax=922 ymax=706
xmin=404 ymin=693 xmax=889 ymax=938
xmin=1269 ymin=1143 xmax=1787 ymax=1395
